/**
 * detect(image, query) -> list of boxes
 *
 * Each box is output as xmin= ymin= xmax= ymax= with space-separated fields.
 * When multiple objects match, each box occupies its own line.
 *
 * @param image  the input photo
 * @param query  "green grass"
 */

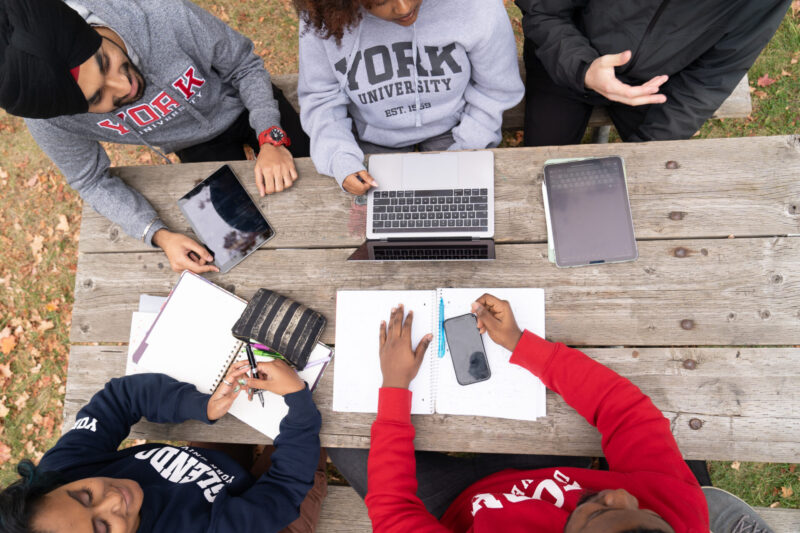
xmin=699 ymin=15 xmax=800 ymax=139
xmin=0 ymin=0 xmax=798 ymax=511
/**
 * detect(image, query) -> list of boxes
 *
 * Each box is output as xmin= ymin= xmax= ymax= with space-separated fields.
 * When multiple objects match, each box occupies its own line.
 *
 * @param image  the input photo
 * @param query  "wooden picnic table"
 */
xmin=65 ymin=136 xmax=800 ymax=467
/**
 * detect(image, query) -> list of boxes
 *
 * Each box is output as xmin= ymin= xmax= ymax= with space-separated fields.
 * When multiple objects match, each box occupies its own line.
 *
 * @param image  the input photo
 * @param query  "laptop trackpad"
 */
xmin=402 ymin=153 xmax=459 ymax=190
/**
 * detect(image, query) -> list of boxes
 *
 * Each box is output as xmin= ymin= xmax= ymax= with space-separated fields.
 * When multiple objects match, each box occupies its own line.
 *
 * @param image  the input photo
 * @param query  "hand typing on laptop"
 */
xmin=343 ymin=170 xmax=379 ymax=195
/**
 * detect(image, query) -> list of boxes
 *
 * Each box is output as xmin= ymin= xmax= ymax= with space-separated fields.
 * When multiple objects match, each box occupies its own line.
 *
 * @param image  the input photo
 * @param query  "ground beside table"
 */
xmin=65 ymin=138 xmax=799 ymax=449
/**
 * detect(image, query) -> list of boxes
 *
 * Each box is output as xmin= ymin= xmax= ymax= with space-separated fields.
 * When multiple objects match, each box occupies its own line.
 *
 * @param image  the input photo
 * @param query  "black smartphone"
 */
xmin=443 ymin=313 xmax=491 ymax=386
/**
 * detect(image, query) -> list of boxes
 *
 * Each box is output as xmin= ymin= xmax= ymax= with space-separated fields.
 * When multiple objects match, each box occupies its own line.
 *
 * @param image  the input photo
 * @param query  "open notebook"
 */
xmin=128 ymin=272 xmax=331 ymax=438
xmin=333 ymin=288 xmax=546 ymax=420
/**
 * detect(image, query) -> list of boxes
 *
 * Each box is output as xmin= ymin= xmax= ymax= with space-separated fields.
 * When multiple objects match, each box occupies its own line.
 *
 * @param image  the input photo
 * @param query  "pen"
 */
xmin=245 ymin=343 xmax=265 ymax=407
xmin=437 ymin=297 xmax=445 ymax=358
xmin=249 ymin=341 xmax=274 ymax=352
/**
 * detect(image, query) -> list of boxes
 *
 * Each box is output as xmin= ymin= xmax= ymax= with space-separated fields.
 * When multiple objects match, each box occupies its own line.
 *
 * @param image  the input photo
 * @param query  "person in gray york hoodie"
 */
xmin=295 ymin=0 xmax=524 ymax=195
xmin=0 ymin=0 xmax=310 ymax=274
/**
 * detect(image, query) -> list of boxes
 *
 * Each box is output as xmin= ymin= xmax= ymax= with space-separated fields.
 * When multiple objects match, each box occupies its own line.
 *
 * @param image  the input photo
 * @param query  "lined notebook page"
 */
xmin=434 ymin=288 xmax=547 ymax=420
xmin=333 ymin=290 xmax=435 ymax=414
xmin=134 ymin=272 xmax=247 ymax=394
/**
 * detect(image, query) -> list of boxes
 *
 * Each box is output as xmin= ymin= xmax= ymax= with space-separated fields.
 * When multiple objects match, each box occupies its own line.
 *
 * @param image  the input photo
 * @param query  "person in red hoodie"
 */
xmin=339 ymin=293 xmax=719 ymax=533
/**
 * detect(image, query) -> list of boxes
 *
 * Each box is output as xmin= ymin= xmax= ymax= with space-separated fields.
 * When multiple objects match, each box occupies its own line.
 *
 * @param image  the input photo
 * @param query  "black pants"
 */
xmin=328 ymin=447 xmax=711 ymax=519
xmin=522 ymin=38 xmax=650 ymax=147
xmin=328 ymin=448 xmax=594 ymax=519
xmin=176 ymin=84 xmax=310 ymax=163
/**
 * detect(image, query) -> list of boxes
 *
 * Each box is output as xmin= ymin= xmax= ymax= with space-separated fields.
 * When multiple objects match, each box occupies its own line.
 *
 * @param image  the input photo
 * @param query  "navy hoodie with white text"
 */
xmin=38 ymin=373 xmax=321 ymax=532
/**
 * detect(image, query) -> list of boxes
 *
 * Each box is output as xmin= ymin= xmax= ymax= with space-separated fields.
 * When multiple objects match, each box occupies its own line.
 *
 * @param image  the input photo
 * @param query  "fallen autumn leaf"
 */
xmin=0 ymin=336 xmax=17 ymax=355
xmin=757 ymin=73 xmax=777 ymax=88
xmin=56 ymin=214 xmax=70 ymax=232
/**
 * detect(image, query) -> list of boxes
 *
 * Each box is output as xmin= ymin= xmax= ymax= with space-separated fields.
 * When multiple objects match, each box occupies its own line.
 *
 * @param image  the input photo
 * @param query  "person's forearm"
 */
xmin=365 ymin=388 xmax=447 ymax=532
xmin=40 ymin=374 xmax=211 ymax=471
xmin=214 ymin=387 xmax=321 ymax=531
xmin=297 ymin=27 xmax=366 ymax=185
xmin=509 ymin=331 xmax=693 ymax=480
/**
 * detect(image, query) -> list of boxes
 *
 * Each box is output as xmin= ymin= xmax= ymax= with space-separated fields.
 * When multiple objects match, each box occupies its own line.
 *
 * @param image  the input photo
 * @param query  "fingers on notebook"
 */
xmin=416 ymin=334 xmax=433 ymax=358
xmin=379 ymin=320 xmax=387 ymax=346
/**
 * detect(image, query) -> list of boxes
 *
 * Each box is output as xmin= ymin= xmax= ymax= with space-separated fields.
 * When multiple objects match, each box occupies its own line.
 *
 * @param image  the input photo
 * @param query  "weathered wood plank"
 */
xmin=70 ymin=238 xmax=800 ymax=345
xmin=318 ymin=486 xmax=371 ymax=533
xmin=757 ymin=507 xmax=800 ymax=533
xmin=317 ymin=487 xmax=799 ymax=533
xmin=272 ymin=72 xmax=752 ymax=131
xmin=63 ymin=345 xmax=800 ymax=462
xmin=77 ymin=136 xmax=800 ymax=254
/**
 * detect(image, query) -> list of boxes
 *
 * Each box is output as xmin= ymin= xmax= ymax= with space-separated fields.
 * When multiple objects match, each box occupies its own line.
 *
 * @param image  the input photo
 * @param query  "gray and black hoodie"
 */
xmin=298 ymin=0 xmax=525 ymax=187
xmin=25 ymin=0 xmax=282 ymax=245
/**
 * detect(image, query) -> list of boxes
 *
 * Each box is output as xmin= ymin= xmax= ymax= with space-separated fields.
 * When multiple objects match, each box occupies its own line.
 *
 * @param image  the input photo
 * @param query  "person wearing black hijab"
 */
xmin=0 ymin=0 xmax=310 ymax=276
xmin=0 ymin=0 xmax=100 ymax=118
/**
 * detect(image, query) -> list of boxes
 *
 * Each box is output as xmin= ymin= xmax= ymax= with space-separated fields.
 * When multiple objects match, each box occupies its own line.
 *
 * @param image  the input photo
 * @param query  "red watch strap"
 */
xmin=258 ymin=126 xmax=291 ymax=147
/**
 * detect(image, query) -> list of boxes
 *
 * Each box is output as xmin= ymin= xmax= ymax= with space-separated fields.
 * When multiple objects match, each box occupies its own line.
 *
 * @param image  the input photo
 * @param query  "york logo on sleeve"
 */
xmin=134 ymin=446 xmax=234 ymax=503
xmin=471 ymin=470 xmax=583 ymax=516
xmin=97 ymin=66 xmax=206 ymax=136
xmin=71 ymin=416 xmax=98 ymax=432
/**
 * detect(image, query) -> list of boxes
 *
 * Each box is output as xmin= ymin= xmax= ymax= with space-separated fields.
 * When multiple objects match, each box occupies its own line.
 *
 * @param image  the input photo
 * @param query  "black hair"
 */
xmin=565 ymin=490 xmax=670 ymax=533
xmin=0 ymin=460 xmax=64 ymax=533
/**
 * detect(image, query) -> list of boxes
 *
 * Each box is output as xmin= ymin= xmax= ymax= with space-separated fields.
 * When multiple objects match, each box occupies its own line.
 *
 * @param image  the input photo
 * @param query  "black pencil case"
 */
xmin=231 ymin=289 xmax=326 ymax=370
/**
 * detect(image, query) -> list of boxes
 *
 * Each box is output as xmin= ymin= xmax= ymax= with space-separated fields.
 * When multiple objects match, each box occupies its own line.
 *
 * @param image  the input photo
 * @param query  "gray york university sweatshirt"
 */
xmin=298 ymin=0 xmax=524 ymax=187
xmin=25 ymin=0 xmax=281 ymax=245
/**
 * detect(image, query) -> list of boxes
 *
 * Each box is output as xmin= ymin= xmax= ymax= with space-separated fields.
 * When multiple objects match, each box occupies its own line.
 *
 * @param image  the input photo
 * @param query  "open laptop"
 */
xmin=351 ymin=151 xmax=495 ymax=261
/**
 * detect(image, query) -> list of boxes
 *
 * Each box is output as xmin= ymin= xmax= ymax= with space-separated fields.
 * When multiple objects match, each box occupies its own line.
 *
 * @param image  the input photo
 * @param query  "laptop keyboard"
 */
xmin=371 ymin=189 xmax=489 ymax=233
xmin=373 ymin=245 xmax=491 ymax=261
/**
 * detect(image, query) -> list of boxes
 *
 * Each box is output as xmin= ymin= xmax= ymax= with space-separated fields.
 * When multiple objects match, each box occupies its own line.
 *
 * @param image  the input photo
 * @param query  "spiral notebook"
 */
xmin=130 ymin=271 xmax=331 ymax=438
xmin=333 ymin=288 xmax=546 ymax=421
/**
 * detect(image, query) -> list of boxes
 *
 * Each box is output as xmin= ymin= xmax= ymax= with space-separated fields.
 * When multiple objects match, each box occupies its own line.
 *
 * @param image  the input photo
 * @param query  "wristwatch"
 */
xmin=258 ymin=126 xmax=291 ymax=148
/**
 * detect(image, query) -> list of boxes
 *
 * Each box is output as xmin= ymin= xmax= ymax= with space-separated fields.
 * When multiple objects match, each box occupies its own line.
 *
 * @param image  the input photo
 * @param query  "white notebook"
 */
xmin=333 ymin=288 xmax=546 ymax=421
xmin=129 ymin=271 xmax=331 ymax=438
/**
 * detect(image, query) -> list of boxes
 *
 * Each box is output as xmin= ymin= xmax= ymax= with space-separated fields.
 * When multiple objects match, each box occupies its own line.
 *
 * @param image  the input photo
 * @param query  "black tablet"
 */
xmin=543 ymin=156 xmax=638 ymax=268
xmin=177 ymin=165 xmax=275 ymax=273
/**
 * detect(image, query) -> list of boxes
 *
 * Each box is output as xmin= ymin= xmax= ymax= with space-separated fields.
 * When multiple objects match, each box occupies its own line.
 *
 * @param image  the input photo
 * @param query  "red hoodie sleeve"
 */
xmin=510 ymin=331 xmax=696 ymax=484
xmin=365 ymin=388 xmax=449 ymax=533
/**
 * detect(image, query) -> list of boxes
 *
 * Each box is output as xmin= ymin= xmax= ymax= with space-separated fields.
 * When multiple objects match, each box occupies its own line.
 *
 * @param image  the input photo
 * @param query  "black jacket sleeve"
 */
xmin=630 ymin=0 xmax=790 ymax=141
xmin=515 ymin=0 xmax=597 ymax=94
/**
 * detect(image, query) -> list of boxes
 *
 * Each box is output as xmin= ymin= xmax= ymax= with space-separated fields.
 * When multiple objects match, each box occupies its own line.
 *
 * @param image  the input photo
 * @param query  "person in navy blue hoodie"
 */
xmin=0 ymin=359 xmax=322 ymax=533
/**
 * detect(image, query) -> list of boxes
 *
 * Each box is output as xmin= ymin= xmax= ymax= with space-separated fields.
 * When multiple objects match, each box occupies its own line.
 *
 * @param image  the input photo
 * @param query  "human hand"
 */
xmin=152 ymin=229 xmax=219 ymax=274
xmin=471 ymin=293 xmax=522 ymax=352
xmin=379 ymin=304 xmax=433 ymax=389
xmin=255 ymin=144 xmax=298 ymax=196
xmin=207 ymin=360 xmax=251 ymax=420
xmin=584 ymin=50 xmax=668 ymax=106
xmin=246 ymin=359 xmax=305 ymax=396
xmin=342 ymin=170 xmax=378 ymax=195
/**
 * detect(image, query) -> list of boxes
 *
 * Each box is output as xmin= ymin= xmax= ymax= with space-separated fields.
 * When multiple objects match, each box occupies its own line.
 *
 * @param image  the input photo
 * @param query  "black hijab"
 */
xmin=0 ymin=0 xmax=101 ymax=118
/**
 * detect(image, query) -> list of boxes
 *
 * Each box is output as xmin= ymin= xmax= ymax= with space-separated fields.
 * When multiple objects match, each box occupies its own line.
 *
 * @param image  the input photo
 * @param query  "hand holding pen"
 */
xmin=246 ymin=360 xmax=306 ymax=396
xmin=245 ymin=344 xmax=266 ymax=407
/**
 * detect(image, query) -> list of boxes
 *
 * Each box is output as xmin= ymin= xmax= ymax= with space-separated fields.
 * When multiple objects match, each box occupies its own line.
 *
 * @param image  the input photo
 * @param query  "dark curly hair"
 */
xmin=0 ymin=460 xmax=64 ymax=533
xmin=293 ymin=0 xmax=377 ymax=44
